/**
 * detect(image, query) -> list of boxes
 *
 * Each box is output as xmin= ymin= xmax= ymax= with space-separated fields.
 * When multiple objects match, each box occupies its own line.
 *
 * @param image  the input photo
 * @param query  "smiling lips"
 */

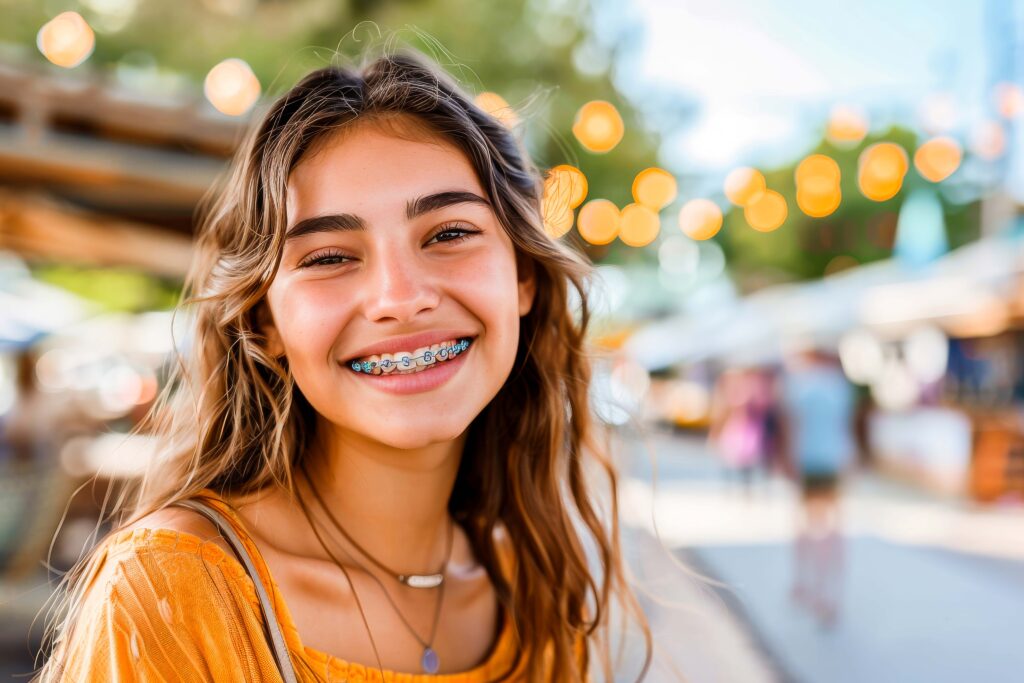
xmin=348 ymin=337 xmax=473 ymax=375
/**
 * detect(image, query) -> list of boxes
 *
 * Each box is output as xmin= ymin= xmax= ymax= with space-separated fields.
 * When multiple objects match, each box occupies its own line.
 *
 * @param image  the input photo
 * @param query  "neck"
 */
xmin=296 ymin=421 xmax=466 ymax=576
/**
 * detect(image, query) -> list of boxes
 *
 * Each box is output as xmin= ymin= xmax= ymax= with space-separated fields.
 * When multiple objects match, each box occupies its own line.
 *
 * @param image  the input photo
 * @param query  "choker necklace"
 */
xmin=304 ymin=467 xmax=448 ymax=589
xmin=298 ymin=465 xmax=452 ymax=674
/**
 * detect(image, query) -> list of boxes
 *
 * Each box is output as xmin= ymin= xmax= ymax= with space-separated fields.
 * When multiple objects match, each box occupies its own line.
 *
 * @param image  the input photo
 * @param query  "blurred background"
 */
xmin=2 ymin=0 xmax=1024 ymax=681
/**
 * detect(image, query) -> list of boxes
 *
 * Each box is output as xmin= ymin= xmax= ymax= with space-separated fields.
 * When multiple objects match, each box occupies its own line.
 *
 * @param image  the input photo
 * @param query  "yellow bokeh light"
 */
xmin=577 ymin=199 xmax=620 ymax=245
xmin=619 ymin=203 xmax=661 ymax=247
xmin=914 ymin=136 xmax=962 ymax=183
xmin=541 ymin=166 xmax=586 ymax=238
xmin=542 ymin=204 xmax=574 ymax=239
xmin=204 ymin=58 xmax=261 ymax=116
xmin=744 ymin=190 xmax=788 ymax=232
xmin=632 ymin=167 xmax=677 ymax=210
xmin=858 ymin=142 xmax=908 ymax=202
xmin=724 ymin=167 xmax=766 ymax=207
xmin=475 ymin=92 xmax=520 ymax=128
xmin=796 ymin=186 xmax=842 ymax=218
xmin=544 ymin=165 xmax=588 ymax=209
xmin=37 ymin=12 xmax=95 ymax=68
xmin=826 ymin=104 xmax=868 ymax=145
xmin=795 ymin=154 xmax=840 ymax=194
xmin=572 ymin=101 xmax=625 ymax=153
xmin=677 ymin=198 xmax=723 ymax=241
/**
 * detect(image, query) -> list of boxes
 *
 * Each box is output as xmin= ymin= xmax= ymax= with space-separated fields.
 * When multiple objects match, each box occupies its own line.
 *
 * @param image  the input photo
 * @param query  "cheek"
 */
xmin=454 ymin=250 xmax=522 ymax=351
xmin=270 ymin=283 xmax=350 ymax=363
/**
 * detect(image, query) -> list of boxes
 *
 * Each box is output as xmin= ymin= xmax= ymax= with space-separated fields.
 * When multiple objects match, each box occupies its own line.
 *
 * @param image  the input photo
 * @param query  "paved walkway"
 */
xmin=615 ymin=426 xmax=1024 ymax=683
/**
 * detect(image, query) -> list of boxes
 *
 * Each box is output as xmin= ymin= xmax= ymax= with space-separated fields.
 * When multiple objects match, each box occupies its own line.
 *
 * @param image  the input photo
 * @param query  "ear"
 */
xmin=255 ymin=301 xmax=285 ymax=359
xmin=516 ymin=252 xmax=537 ymax=318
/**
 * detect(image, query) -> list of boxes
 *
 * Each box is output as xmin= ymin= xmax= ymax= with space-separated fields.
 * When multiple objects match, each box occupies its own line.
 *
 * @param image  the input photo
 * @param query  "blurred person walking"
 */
xmin=780 ymin=344 xmax=856 ymax=629
xmin=709 ymin=368 xmax=770 ymax=497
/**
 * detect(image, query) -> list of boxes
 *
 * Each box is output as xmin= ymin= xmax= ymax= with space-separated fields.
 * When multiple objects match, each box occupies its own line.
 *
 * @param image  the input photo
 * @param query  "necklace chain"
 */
xmin=304 ymin=467 xmax=451 ymax=588
xmin=298 ymin=464 xmax=451 ymax=671
xmin=293 ymin=480 xmax=386 ymax=678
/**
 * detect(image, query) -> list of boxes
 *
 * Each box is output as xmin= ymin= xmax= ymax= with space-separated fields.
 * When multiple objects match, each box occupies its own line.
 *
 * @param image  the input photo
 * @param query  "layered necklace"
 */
xmin=296 ymin=464 xmax=453 ymax=674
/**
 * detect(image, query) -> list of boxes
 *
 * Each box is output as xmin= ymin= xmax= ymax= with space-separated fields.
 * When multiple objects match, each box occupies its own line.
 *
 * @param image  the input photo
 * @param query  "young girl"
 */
xmin=36 ymin=49 xmax=652 ymax=682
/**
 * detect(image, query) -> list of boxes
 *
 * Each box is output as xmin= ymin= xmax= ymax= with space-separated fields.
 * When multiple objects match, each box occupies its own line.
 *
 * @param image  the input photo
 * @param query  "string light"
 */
xmin=572 ymin=101 xmax=624 ymax=153
xmin=37 ymin=11 xmax=95 ymax=68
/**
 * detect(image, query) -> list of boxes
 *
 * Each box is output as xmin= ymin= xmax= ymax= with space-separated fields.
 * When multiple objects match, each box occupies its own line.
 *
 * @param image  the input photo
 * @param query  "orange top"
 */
xmin=55 ymin=488 xmax=584 ymax=682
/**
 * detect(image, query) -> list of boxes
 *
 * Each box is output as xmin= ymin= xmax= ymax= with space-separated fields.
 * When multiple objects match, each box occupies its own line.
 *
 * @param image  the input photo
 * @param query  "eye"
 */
xmin=427 ymin=222 xmax=482 ymax=246
xmin=297 ymin=248 xmax=352 ymax=269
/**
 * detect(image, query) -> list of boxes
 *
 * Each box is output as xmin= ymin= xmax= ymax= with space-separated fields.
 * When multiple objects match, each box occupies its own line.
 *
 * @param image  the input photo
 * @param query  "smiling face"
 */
xmin=262 ymin=116 xmax=536 ymax=451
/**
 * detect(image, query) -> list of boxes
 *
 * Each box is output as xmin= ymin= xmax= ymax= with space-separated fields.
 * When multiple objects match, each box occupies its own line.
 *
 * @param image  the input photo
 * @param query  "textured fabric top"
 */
xmin=52 ymin=487 xmax=584 ymax=682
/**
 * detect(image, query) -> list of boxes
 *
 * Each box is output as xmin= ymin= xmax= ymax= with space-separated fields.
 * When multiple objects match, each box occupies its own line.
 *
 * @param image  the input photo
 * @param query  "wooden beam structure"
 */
xmin=0 ymin=60 xmax=255 ymax=272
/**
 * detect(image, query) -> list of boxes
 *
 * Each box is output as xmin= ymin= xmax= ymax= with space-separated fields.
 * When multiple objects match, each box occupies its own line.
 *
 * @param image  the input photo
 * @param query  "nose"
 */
xmin=360 ymin=242 xmax=440 ymax=322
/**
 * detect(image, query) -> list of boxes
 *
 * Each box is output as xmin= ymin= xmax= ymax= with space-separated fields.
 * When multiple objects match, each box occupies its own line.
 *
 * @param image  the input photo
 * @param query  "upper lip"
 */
xmin=343 ymin=330 xmax=477 ymax=361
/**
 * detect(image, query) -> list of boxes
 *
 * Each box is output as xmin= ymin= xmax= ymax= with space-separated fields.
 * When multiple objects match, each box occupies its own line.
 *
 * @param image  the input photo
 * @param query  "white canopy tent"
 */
xmin=623 ymin=233 xmax=1024 ymax=371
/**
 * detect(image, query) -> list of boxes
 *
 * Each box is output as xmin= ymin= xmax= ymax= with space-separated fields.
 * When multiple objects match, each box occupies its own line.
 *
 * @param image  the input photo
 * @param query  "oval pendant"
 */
xmin=421 ymin=647 xmax=440 ymax=674
xmin=402 ymin=573 xmax=444 ymax=589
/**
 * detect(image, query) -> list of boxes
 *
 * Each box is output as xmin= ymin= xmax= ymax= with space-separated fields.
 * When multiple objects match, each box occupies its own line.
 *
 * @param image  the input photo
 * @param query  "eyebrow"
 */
xmin=284 ymin=190 xmax=491 ymax=240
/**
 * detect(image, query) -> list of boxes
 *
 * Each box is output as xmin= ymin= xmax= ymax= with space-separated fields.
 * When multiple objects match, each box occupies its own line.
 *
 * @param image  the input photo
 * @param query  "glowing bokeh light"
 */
xmin=474 ymin=91 xmax=519 ymax=128
xmin=632 ymin=167 xmax=677 ymax=210
xmin=542 ymin=203 xmax=574 ymax=239
xmin=914 ymin=136 xmax=962 ymax=183
xmin=858 ymin=142 xmax=909 ymax=202
xmin=618 ymin=203 xmax=661 ymax=247
xmin=838 ymin=329 xmax=884 ymax=384
xmin=544 ymin=164 xmax=588 ymax=209
xmin=577 ymin=199 xmax=620 ymax=245
xmin=994 ymin=82 xmax=1024 ymax=119
xmin=723 ymin=167 xmax=766 ymax=207
xmin=796 ymin=187 xmax=842 ymax=218
xmin=795 ymin=154 xmax=841 ymax=218
xmin=677 ymin=198 xmax=723 ymax=241
xmin=572 ymin=100 xmax=624 ymax=153
xmin=541 ymin=165 xmax=587 ymax=238
xmin=826 ymin=104 xmax=868 ymax=145
xmin=743 ymin=190 xmax=787 ymax=232
xmin=795 ymin=154 xmax=840 ymax=193
xmin=37 ymin=12 xmax=95 ymax=68
xmin=969 ymin=120 xmax=1006 ymax=160
xmin=204 ymin=58 xmax=261 ymax=116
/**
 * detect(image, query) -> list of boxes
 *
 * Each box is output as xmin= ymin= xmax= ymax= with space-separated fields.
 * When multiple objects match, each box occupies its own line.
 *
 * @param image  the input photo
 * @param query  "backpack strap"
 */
xmin=172 ymin=497 xmax=299 ymax=683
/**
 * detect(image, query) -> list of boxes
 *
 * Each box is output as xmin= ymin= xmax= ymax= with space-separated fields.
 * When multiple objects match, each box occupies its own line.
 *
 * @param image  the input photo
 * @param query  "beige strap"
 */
xmin=172 ymin=498 xmax=299 ymax=683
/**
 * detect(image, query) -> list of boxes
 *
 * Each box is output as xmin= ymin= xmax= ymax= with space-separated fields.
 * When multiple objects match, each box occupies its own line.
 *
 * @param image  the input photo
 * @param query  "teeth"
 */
xmin=393 ymin=350 xmax=414 ymax=373
xmin=349 ymin=338 xmax=472 ymax=375
xmin=414 ymin=346 xmax=434 ymax=369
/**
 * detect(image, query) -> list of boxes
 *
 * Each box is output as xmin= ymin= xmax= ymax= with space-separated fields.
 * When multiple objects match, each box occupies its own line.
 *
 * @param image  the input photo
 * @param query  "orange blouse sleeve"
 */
xmin=51 ymin=528 xmax=285 ymax=683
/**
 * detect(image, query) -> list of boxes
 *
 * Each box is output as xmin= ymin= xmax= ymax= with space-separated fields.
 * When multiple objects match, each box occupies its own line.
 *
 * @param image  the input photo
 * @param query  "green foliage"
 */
xmin=32 ymin=265 xmax=180 ymax=312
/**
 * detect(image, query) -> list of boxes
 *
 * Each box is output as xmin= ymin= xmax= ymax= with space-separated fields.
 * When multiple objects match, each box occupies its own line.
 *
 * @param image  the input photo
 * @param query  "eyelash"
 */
xmin=297 ymin=223 xmax=481 ymax=269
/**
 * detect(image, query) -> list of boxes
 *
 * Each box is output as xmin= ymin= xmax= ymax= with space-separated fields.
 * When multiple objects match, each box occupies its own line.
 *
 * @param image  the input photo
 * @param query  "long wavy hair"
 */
xmin=35 ymin=48 xmax=652 ymax=682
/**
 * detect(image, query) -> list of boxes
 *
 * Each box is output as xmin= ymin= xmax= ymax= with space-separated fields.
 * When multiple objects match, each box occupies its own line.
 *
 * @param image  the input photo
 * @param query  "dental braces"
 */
xmin=350 ymin=338 xmax=471 ymax=374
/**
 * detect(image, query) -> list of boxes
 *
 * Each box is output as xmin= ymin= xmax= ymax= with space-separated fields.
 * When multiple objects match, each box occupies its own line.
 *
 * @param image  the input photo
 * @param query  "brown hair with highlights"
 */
xmin=36 ymin=47 xmax=653 ymax=683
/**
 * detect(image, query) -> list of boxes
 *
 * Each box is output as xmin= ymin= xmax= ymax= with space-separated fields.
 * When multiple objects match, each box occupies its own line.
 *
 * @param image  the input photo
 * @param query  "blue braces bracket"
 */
xmin=350 ymin=339 xmax=470 ymax=373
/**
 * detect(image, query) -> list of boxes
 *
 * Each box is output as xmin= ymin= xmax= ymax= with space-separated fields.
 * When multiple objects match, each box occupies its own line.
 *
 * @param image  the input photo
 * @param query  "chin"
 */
xmin=380 ymin=425 xmax=468 ymax=450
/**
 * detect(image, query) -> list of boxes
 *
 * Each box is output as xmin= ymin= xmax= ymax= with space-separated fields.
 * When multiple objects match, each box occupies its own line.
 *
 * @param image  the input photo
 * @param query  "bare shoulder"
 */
xmin=121 ymin=505 xmax=235 ymax=557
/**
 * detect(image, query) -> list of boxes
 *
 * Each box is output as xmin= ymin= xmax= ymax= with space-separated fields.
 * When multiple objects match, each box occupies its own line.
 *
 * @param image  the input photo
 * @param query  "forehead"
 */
xmin=286 ymin=117 xmax=485 ymax=222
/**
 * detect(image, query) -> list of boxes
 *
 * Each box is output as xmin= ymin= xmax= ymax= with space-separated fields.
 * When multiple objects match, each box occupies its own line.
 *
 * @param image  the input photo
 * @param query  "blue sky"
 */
xmin=614 ymin=0 xmax=1011 ymax=182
